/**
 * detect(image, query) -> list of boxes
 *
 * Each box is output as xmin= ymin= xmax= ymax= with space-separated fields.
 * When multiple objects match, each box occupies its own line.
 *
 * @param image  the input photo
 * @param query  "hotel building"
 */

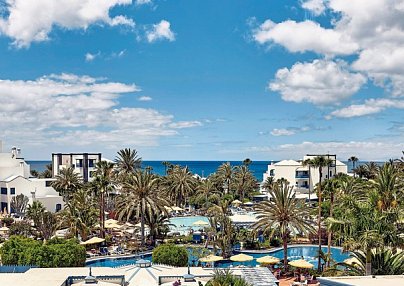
xmin=52 ymin=153 xmax=102 ymax=182
xmin=0 ymin=142 xmax=63 ymax=213
xmin=262 ymin=154 xmax=348 ymax=198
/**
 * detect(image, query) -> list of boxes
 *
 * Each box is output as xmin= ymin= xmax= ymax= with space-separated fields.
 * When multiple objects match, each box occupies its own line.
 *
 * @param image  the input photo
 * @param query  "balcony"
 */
xmin=295 ymin=174 xmax=309 ymax=179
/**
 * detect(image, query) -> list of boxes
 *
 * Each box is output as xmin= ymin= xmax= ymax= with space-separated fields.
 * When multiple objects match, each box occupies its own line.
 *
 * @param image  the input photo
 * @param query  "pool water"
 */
xmin=86 ymin=246 xmax=349 ymax=268
xmin=168 ymin=216 xmax=210 ymax=235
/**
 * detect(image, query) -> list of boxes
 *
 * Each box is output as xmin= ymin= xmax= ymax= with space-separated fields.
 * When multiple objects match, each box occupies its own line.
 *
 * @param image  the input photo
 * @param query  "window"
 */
xmin=10 ymin=188 xmax=15 ymax=195
xmin=1 ymin=202 xmax=7 ymax=212
xmin=0 ymin=188 xmax=7 ymax=195
xmin=56 ymin=204 xmax=62 ymax=212
xmin=89 ymin=159 xmax=95 ymax=167
xmin=76 ymin=159 xmax=83 ymax=167
xmin=45 ymin=180 xmax=52 ymax=187
xmin=270 ymin=170 xmax=275 ymax=176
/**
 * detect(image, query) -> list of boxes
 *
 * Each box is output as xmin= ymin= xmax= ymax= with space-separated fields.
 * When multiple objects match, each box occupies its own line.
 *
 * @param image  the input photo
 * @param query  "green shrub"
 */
xmin=152 ymin=244 xmax=188 ymax=267
xmin=0 ymin=236 xmax=86 ymax=267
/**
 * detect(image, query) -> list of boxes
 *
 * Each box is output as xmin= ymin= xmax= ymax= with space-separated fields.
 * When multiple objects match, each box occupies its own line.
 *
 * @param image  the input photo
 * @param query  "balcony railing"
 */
xmin=295 ymin=174 xmax=309 ymax=178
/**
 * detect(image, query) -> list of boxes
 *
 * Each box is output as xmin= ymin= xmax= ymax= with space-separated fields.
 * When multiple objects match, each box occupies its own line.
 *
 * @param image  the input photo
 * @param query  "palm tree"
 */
xmin=163 ymin=166 xmax=196 ymax=207
xmin=114 ymin=148 xmax=142 ymax=177
xmin=302 ymin=156 xmax=333 ymax=271
xmin=364 ymin=162 xmax=379 ymax=180
xmin=262 ymin=176 xmax=275 ymax=192
xmin=242 ymin=158 xmax=252 ymax=166
xmin=253 ymin=182 xmax=314 ymax=270
xmin=52 ymin=167 xmax=82 ymax=202
xmin=348 ymin=156 xmax=359 ymax=176
xmin=116 ymin=170 xmax=168 ymax=246
xmin=372 ymin=163 xmax=400 ymax=212
xmin=26 ymin=201 xmax=45 ymax=227
xmin=92 ymin=160 xmax=115 ymax=238
xmin=233 ymin=165 xmax=257 ymax=201
xmin=335 ymin=248 xmax=404 ymax=276
xmin=62 ymin=188 xmax=98 ymax=240
xmin=196 ymin=179 xmax=220 ymax=209
xmin=40 ymin=163 xmax=53 ymax=178
xmin=217 ymin=162 xmax=234 ymax=195
xmin=10 ymin=194 xmax=29 ymax=217
xmin=162 ymin=161 xmax=171 ymax=175
xmin=144 ymin=210 xmax=173 ymax=245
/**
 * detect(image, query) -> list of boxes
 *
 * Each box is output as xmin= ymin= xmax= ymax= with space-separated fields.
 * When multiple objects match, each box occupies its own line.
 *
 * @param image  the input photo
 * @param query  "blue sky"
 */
xmin=0 ymin=0 xmax=403 ymax=161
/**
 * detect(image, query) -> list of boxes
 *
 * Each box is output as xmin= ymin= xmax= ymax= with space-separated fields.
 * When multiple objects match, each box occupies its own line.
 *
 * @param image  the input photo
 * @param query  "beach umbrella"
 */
xmin=289 ymin=259 xmax=314 ymax=269
xmin=230 ymin=253 xmax=253 ymax=262
xmin=105 ymin=219 xmax=119 ymax=225
xmin=343 ymin=257 xmax=361 ymax=265
xmin=172 ymin=206 xmax=184 ymax=211
xmin=80 ymin=237 xmax=105 ymax=245
xmin=164 ymin=206 xmax=174 ymax=212
xmin=0 ymin=226 xmax=9 ymax=232
xmin=232 ymin=199 xmax=242 ymax=205
xmin=256 ymin=255 xmax=280 ymax=265
xmin=243 ymin=201 xmax=253 ymax=206
xmin=199 ymin=254 xmax=223 ymax=263
xmin=105 ymin=223 xmax=121 ymax=229
xmin=193 ymin=220 xmax=209 ymax=226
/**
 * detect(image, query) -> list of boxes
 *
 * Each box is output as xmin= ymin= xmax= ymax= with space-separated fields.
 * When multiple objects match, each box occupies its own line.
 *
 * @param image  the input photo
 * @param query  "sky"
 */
xmin=0 ymin=0 xmax=403 ymax=161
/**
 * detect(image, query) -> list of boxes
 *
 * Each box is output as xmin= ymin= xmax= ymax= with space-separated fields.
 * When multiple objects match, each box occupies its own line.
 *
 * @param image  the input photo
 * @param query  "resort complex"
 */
xmin=0 ymin=144 xmax=402 ymax=286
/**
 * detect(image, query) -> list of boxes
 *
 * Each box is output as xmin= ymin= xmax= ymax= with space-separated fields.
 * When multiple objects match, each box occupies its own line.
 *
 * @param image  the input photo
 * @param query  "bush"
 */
xmin=1 ymin=217 xmax=14 ymax=226
xmin=152 ymin=244 xmax=188 ymax=267
xmin=0 ymin=236 xmax=86 ymax=267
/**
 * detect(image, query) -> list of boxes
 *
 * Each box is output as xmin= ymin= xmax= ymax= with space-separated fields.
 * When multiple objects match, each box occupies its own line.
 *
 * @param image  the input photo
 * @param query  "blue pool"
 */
xmin=168 ymin=216 xmax=210 ymax=235
xmin=86 ymin=246 xmax=349 ymax=268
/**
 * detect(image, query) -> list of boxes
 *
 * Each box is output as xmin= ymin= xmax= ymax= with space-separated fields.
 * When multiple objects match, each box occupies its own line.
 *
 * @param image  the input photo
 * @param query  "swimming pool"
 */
xmin=168 ymin=216 xmax=210 ymax=235
xmin=86 ymin=245 xmax=349 ymax=268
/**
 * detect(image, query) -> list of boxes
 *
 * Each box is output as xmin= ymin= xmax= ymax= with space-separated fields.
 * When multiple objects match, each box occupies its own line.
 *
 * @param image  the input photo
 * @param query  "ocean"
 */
xmin=26 ymin=160 xmax=272 ymax=182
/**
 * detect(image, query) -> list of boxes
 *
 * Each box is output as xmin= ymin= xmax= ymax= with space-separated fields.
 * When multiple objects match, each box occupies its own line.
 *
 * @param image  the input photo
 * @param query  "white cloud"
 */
xmin=254 ymin=0 xmax=404 ymax=107
xmin=0 ymin=0 xmax=135 ymax=47
xmin=270 ymin=59 xmax=366 ymax=105
xmin=270 ymin=126 xmax=312 ymax=136
xmin=138 ymin=96 xmax=152 ymax=101
xmin=301 ymin=0 xmax=327 ymax=16
xmin=0 ymin=73 xmax=200 ymax=149
xmin=253 ymin=20 xmax=358 ymax=56
xmin=146 ymin=20 xmax=175 ymax=43
xmin=135 ymin=0 xmax=152 ymax=5
xmin=270 ymin=129 xmax=296 ymax=136
xmin=85 ymin=52 xmax=100 ymax=62
xmin=328 ymin=98 xmax=404 ymax=118
xmin=169 ymin=121 xmax=202 ymax=129
xmin=245 ymin=141 xmax=404 ymax=161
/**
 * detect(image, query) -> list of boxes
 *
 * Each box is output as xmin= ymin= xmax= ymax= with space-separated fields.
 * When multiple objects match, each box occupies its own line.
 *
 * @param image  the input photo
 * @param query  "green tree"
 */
xmin=233 ymin=165 xmax=257 ymax=201
xmin=52 ymin=167 xmax=82 ymax=202
xmin=91 ymin=160 xmax=115 ymax=238
xmin=217 ymin=162 xmax=234 ymax=195
xmin=195 ymin=179 xmax=220 ymax=209
xmin=151 ymin=244 xmax=188 ymax=267
xmin=114 ymin=148 xmax=142 ymax=178
xmin=116 ymin=170 xmax=168 ymax=246
xmin=10 ymin=194 xmax=29 ymax=216
xmin=303 ymin=156 xmax=333 ymax=271
xmin=206 ymin=269 xmax=252 ymax=286
xmin=348 ymin=156 xmax=359 ymax=175
xmin=163 ymin=165 xmax=196 ymax=207
xmin=253 ymin=182 xmax=314 ymax=270
xmin=26 ymin=201 xmax=45 ymax=227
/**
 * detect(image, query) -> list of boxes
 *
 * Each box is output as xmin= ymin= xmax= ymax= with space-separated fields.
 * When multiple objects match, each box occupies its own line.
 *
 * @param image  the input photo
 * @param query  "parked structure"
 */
xmin=0 ymin=141 xmax=63 ymax=213
xmin=52 ymin=153 xmax=102 ymax=182
xmin=262 ymin=154 xmax=348 ymax=198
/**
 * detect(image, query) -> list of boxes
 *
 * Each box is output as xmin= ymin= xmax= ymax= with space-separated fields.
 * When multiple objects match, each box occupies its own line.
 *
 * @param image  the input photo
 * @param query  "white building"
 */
xmin=0 ymin=142 xmax=63 ymax=213
xmin=262 ymin=154 xmax=348 ymax=197
xmin=52 ymin=153 xmax=102 ymax=182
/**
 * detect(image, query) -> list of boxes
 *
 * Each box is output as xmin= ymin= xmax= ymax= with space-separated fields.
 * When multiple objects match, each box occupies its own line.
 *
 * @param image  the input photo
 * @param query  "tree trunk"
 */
xmin=318 ymin=167 xmax=322 ymax=272
xmin=283 ymin=233 xmax=288 ymax=271
xmin=366 ymin=249 xmax=372 ymax=275
xmin=327 ymin=190 xmax=334 ymax=268
xmin=141 ymin=200 xmax=145 ymax=246
xmin=100 ymin=191 xmax=105 ymax=238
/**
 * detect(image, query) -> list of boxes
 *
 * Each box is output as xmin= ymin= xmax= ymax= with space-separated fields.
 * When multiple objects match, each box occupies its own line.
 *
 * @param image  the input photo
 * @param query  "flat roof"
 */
xmin=318 ymin=275 xmax=404 ymax=286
